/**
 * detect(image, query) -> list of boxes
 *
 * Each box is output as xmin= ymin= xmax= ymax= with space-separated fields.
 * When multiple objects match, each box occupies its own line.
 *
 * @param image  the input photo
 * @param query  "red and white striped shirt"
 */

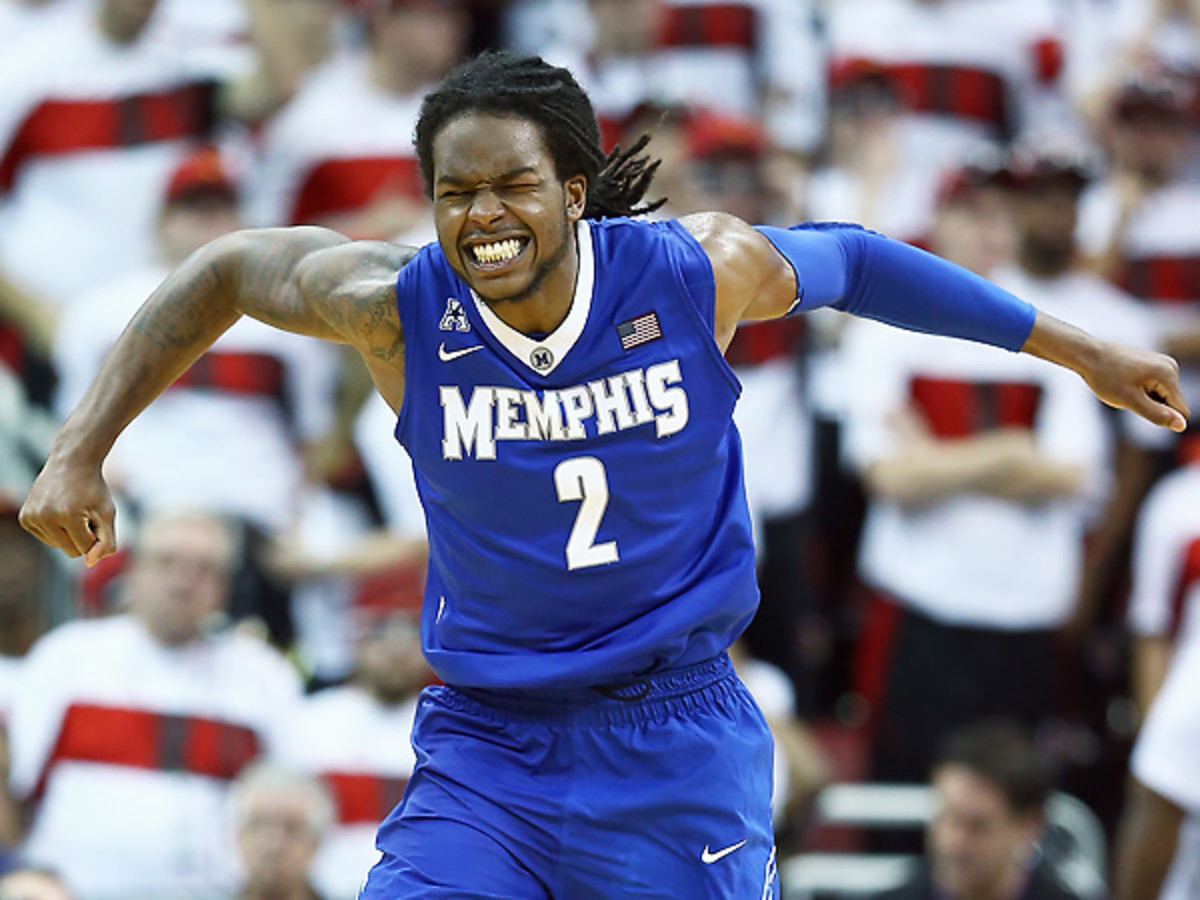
xmin=0 ymin=14 xmax=232 ymax=305
xmin=9 ymin=615 xmax=301 ymax=899
xmin=277 ymin=685 xmax=418 ymax=900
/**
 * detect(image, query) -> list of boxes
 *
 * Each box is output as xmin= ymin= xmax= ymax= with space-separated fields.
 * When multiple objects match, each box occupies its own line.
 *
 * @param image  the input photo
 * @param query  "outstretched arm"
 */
xmin=19 ymin=226 xmax=415 ymax=564
xmin=1022 ymin=311 xmax=1187 ymax=430
xmin=683 ymin=212 xmax=1189 ymax=432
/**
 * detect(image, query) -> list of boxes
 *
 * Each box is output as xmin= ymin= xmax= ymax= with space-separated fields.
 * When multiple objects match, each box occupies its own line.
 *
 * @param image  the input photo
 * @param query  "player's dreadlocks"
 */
xmin=415 ymin=51 xmax=666 ymax=220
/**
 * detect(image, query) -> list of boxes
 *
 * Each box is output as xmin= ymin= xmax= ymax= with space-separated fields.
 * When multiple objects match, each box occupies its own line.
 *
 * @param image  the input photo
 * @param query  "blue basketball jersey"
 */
xmin=394 ymin=217 xmax=759 ymax=689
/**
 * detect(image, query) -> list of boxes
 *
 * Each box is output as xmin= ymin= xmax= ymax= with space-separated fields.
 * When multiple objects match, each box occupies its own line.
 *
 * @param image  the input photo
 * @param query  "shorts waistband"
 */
xmin=438 ymin=653 xmax=739 ymax=727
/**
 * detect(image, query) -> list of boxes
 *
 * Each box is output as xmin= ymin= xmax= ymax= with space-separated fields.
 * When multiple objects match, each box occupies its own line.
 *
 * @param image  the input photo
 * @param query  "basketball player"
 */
xmin=18 ymin=52 xmax=1189 ymax=899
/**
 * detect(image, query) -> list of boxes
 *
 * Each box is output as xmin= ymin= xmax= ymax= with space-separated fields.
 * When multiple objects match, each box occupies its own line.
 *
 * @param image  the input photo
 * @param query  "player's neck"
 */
xmin=481 ymin=228 xmax=580 ymax=336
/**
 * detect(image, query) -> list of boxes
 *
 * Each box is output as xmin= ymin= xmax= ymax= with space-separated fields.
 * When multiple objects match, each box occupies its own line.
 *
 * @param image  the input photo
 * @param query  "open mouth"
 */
xmin=466 ymin=236 xmax=529 ymax=272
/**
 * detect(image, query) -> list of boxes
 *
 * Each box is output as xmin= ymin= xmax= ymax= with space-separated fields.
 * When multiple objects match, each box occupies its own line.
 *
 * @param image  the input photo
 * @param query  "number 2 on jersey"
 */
xmin=554 ymin=456 xmax=619 ymax=570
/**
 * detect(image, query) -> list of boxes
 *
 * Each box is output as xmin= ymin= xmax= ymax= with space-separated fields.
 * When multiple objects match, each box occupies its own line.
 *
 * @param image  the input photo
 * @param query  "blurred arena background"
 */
xmin=1 ymin=0 xmax=1199 ymax=897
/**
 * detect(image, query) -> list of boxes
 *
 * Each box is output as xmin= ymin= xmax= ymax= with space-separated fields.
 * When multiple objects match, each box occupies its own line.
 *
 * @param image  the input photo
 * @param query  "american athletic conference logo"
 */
xmin=439 ymin=298 xmax=470 ymax=332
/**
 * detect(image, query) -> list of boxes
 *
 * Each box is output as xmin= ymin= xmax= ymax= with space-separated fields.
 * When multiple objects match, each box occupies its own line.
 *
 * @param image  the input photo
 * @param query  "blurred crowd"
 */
xmin=1 ymin=0 xmax=1199 ymax=898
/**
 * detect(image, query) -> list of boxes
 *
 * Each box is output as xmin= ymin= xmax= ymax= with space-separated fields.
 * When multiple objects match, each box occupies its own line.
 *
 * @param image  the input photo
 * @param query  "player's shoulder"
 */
xmin=588 ymin=214 xmax=682 ymax=247
xmin=672 ymin=211 xmax=786 ymax=278
xmin=288 ymin=233 xmax=416 ymax=344
xmin=393 ymin=237 xmax=470 ymax=314
xmin=675 ymin=210 xmax=748 ymax=246
xmin=293 ymin=232 xmax=419 ymax=284
xmin=581 ymin=216 xmax=714 ymax=286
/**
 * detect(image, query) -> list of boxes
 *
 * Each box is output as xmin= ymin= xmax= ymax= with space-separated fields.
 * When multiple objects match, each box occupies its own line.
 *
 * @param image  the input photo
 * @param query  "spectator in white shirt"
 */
xmin=6 ymin=509 xmax=302 ymax=899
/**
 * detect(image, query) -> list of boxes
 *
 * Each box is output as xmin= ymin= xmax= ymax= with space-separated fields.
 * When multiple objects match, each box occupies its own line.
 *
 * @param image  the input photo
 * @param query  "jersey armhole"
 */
xmin=656 ymin=220 xmax=742 ymax=397
xmin=392 ymin=245 xmax=433 ymax=454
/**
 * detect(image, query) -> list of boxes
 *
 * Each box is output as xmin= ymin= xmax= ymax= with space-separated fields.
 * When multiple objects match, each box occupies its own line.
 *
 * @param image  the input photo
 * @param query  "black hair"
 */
xmin=933 ymin=719 xmax=1050 ymax=817
xmin=414 ymin=51 xmax=665 ymax=220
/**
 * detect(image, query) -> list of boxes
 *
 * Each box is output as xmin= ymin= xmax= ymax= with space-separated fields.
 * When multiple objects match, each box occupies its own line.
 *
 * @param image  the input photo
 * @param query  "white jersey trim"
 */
xmin=469 ymin=220 xmax=595 ymax=376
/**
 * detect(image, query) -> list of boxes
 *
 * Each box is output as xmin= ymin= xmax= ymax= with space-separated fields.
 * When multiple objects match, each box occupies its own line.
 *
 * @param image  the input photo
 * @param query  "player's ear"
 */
xmin=564 ymin=175 xmax=586 ymax=222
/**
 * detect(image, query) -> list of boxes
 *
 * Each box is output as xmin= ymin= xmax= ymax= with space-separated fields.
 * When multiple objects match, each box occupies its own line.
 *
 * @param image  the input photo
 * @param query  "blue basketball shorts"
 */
xmin=359 ymin=653 xmax=780 ymax=899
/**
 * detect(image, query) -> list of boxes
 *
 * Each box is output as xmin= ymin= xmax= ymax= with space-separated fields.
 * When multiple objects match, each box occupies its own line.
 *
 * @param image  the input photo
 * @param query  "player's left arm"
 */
xmin=684 ymin=212 xmax=1189 ymax=432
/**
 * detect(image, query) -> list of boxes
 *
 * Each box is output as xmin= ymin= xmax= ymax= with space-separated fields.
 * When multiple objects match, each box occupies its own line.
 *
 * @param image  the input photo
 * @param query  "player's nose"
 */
xmin=467 ymin=188 xmax=505 ymax=225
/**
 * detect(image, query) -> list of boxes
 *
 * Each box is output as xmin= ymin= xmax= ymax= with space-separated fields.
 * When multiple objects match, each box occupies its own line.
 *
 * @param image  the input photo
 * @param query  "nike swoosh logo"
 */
xmin=700 ymin=840 xmax=746 ymax=864
xmin=438 ymin=342 xmax=485 ymax=362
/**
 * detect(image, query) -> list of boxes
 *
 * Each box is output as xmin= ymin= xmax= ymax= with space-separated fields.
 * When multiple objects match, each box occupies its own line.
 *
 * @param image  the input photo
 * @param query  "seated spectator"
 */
xmin=873 ymin=720 xmax=1083 ymax=900
xmin=233 ymin=763 xmax=333 ymax=900
xmin=0 ymin=0 xmax=324 ymax=405
xmin=5 ymin=509 xmax=301 ymax=898
xmin=279 ymin=607 xmax=428 ymax=899
xmin=0 ymin=368 xmax=56 ymax=670
xmin=0 ymin=867 xmax=73 ymax=900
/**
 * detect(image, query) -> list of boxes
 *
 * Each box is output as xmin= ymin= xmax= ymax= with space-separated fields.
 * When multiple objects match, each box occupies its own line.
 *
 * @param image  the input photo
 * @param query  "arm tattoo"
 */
xmin=341 ymin=244 xmax=417 ymax=364
xmin=132 ymin=257 xmax=231 ymax=350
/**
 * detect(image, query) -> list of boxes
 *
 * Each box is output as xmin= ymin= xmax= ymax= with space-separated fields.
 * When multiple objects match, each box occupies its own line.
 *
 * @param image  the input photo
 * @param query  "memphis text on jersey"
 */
xmin=440 ymin=359 xmax=689 ymax=460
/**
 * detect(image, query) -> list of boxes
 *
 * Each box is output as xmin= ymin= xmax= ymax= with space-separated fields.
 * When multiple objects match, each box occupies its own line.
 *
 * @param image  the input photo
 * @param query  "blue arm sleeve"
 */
xmin=754 ymin=222 xmax=1037 ymax=352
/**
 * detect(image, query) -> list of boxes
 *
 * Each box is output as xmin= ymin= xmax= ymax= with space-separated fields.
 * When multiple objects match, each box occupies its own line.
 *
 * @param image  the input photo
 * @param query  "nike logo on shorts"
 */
xmin=438 ymin=342 xmax=485 ymax=362
xmin=701 ymin=840 xmax=746 ymax=864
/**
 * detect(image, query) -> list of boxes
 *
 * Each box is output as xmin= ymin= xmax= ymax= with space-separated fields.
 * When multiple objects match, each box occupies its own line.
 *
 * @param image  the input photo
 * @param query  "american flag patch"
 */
xmin=616 ymin=312 xmax=662 ymax=350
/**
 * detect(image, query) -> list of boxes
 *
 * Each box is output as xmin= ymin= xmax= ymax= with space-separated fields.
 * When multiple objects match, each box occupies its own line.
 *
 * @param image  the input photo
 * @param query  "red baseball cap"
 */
xmin=935 ymin=149 xmax=1015 ymax=207
xmin=164 ymin=147 xmax=237 ymax=207
xmin=1112 ymin=73 xmax=1191 ymax=121
xmin=686 ymin=111 xmax=763 ymax=161
xmin=1008 ymin=145 xmax=1097 ymax=193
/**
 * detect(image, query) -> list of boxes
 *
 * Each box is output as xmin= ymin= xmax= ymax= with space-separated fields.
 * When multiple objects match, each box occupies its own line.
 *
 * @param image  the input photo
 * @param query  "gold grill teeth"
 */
xmin=472 ymin=239 xmax=522 ymax=264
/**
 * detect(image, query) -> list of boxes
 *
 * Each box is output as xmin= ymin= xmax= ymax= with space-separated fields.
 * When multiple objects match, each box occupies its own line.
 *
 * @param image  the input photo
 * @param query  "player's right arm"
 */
xmin=18 ymin=226 xmax=415 ymax=565
xmin=683 ymin=212 xmax=1189 ymax=431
